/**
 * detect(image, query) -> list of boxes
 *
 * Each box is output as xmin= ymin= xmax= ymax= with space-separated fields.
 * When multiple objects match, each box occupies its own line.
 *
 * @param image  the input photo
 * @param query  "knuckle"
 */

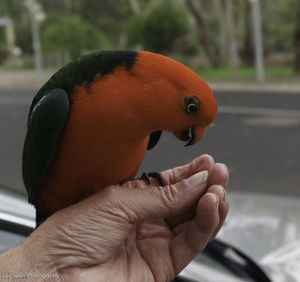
xmin=158 ymin=184 xmax=180 ymax=209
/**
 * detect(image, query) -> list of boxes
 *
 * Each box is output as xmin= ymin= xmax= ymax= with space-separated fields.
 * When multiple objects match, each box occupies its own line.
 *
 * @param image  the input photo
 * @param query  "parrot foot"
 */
xmin=140 ymin=172 xmax=164 ymax=186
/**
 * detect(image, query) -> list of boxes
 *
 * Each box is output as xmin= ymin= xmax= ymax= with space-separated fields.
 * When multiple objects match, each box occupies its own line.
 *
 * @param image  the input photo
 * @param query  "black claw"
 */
xmin=139 ymin=172 xmax=164 ymax=186
xmin=148 ymin=172 xmax=164 ymax=186
xmin=140 ymin=172 xmax=150 ymax=184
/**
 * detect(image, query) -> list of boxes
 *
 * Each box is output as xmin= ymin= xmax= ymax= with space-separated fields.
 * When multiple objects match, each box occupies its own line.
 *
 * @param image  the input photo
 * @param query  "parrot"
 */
xmin=22 ymin=50 xmax=218 ymax=226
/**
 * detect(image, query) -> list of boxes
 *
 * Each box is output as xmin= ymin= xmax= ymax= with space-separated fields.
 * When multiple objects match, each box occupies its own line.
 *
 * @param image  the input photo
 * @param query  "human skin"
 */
xmin=0 ymin=154 xmax=229 ymax=282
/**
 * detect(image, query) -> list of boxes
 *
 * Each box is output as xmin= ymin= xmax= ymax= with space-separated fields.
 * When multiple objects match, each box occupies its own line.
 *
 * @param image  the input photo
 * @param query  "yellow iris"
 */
xmin=186 ymin=103 xmax=198 ymax=114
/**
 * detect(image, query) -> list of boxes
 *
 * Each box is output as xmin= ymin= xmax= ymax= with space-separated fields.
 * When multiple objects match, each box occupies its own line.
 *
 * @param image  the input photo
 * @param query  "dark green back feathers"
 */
xmin=29 ymin=50 xmax=138 ymax=120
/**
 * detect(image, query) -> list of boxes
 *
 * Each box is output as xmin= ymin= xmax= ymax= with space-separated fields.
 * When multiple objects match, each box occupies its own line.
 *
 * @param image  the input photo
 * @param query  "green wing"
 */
xmin=22 ymin=88 xmax=70 ymax=204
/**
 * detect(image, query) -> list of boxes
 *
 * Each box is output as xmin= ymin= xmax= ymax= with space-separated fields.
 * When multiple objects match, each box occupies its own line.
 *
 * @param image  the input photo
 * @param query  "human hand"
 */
xmin=2 ymin=155 xmax=229 ymax=282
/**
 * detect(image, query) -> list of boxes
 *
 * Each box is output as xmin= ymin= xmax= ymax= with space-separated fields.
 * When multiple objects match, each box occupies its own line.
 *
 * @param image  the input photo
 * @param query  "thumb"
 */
xmin=99 ymin=170 xmax=209 ymax=222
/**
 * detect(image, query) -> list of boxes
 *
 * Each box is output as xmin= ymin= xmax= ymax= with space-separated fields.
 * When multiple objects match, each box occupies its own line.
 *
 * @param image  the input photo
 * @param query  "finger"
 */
xmin=163 ymin=161 xmax=228 ymax=228
xmin=161 ymin=154 xmax=214 ymax=186
xmin=206 ymin=185 xmax=229 ymax=240
xmin=171 ymin=185 xmax=229 ymax=236
xmin=166 ymin=208 xmax=195 ymax=231
xmin=208 ymin=163 xmax=229 ymax=189
xmin=170 ymin=193 xmax=220 ymax=274
xmin=121 ymin=178 xmax=150 ymax=189
xmin=94 ymin=170 xmax=209 ymax=223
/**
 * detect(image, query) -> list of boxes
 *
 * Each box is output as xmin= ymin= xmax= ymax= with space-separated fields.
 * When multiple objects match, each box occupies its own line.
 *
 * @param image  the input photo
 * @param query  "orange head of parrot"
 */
xmin=128 ymin=51 xmax=218 ymax=146
xmin=82 ymin=51 xmax=218 ymax=147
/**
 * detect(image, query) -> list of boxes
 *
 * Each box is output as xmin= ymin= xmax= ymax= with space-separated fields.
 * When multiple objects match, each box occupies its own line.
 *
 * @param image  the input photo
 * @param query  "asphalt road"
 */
xmin=1 ymin=89 xmax=300 ymax=197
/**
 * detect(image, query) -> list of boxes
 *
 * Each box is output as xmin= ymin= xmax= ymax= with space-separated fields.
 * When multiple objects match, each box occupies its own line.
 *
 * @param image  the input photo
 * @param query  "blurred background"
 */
xmin=0 ymin=0 xmax=299 ymax=197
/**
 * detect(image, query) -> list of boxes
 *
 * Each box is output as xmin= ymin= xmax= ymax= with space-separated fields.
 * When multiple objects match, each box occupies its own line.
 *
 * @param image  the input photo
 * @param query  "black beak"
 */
xmin=173 ymin=126 xmax=208 ymax=146
xmin=175 ymin=128 xmax=195 ymax=146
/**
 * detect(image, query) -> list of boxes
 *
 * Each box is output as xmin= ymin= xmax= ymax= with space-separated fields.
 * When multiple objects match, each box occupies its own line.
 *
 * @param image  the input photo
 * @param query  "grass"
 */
xmin=198 ymin=66 xmax=296 ymax=80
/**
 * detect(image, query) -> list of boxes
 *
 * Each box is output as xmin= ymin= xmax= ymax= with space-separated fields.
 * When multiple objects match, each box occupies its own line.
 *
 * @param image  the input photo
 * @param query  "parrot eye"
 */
xmin=184 ymin=96 xmax=200 ymax=115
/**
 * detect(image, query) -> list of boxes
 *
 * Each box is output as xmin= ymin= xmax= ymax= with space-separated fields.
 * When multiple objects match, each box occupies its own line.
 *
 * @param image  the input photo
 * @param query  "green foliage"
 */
xmin=198 ymin=66 xmax=295 ymax=79
xmin=39 ymin=0 xmax=132 ymax=47
xmin=0 ymin=29 xmax=8 ymax=63
xmin=263 ymin=0 xmax=300 ymax=52
xmin=0 ymin=0 xmax=22 ymax=18
xmin=42 ymin=16 xmax=110 ymax=60
xmin=126 ymin=14 xmax=144 ymax=48
xmin=1 ymin=0 xmax=300 ymax=71
xmin=0 ymin=0 xmax=32 ymax=54
xmin=127 ymin=2 xmax=189 ymax=52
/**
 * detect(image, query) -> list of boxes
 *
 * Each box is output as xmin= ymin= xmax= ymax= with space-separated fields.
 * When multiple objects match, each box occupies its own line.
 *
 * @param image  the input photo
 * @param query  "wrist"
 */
xmin=0 ymin=243 xmax=32 ymax=275
xmin=0 ymin=238 xmax=60 ymax=280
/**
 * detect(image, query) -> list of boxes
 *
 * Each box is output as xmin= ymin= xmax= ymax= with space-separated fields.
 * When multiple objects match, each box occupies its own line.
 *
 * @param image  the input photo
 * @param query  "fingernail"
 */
xmin=186 ymin=170 xmax=208 ymax=187
xmin=225 ymin=166 xmax=229 ymax=187
xmin=220 ymin=163 xmax=229 ymax=187
xmin=217 ymin=185 xmax=226 ymax=200
xmin=207 ymin=154 xmax=215 ymax=163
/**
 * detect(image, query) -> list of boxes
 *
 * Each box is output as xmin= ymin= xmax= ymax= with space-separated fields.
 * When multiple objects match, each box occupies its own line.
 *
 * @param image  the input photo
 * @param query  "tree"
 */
xmin=295 ymin=8 xmax=300 ymax=72
xmin=220 ymin=0 xmax=239 ymax=76
xmin=240 ymin=0 xmax=253 ymax=65
xmin=127 ymin=1 xmax=189 ymax=53
xmin=72 ymin=0 xmax=131 ymax=48
xmin=40 ymin=0 xmax=132 ymax=48
xmin=42 ymin=16 xmax=109 ymax=60
xmin=0 ymin=0 xmax=32 ymax=54
xmin=184 ymin=0 xmax=220 ymax=67
xmin=128 ymin=0 xmax=141 ymax=14
xmin=266 ymin=0 xmax=300 ymax=71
